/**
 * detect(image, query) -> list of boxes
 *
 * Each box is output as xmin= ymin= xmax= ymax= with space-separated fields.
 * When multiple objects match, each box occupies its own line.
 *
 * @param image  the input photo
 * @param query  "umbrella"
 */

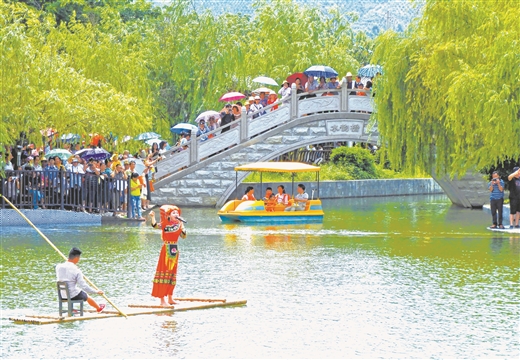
xmin=60 ymin=133 xmax=80 ymax=142
xmin=286 ymin=72 xmax=308 ymax=86
xmin=133 ymin=158 xmax=146 ymax=174
xmin=45 ymin=149 xmax=72 ymax=162
xmin=134 ymin=132 xmax=161 ymax=141
xmin=252 ymin=87 xmax=273 ymax=94
xmin=219 ymin=92 xmax=246 ymax=102
xmin=40 ymin=128 xmax=57 ymax=137
xmin=358 ymin=64 xmax=383 ymax=78
xmin=120 ymin=135 xmax=133 ymax=143
xmin=195 ymin=110 xmax=220 ymax=123
xmin=303 ymin=65 xmax=338 ymax=79
xmin=75 ymin=148 xmax=111 ymax=161
xmin=170 ymin=123 xmax=198 ymax=135
xmin=252 ymin=76 xmax=278 ymax=86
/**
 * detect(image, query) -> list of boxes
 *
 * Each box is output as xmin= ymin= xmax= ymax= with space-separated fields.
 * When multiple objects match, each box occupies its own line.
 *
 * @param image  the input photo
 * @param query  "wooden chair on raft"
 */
xmin=57 ymin=281 xmax=84 ymax=317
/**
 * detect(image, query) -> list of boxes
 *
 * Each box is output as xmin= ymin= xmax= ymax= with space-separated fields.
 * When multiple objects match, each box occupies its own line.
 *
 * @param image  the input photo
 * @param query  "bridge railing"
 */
xmin=156 ymin=83 xmax=373 ymax=180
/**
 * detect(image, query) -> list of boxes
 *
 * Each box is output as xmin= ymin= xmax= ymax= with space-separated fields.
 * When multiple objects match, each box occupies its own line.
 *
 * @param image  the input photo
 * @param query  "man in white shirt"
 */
xmin=250 ymin=96 xmax=264 ymax=118
xmin=56 ymin=247 xmax=105 ymax=313
xmin=285 ymin=183 xmax=309 ymax=212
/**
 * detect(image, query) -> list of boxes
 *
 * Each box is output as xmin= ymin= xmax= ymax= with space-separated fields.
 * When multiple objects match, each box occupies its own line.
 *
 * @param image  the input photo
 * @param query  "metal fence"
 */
xmin=279 ymin=149 xmax=332 ymax=165
xmin=0 ymin=170 xmax=141 ymax=217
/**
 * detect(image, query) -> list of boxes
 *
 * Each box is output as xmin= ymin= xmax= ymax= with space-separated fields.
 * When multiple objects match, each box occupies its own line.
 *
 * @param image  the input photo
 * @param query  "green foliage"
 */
xmin=1 ymin=0 xmax=373 ymax=150
xmin=330 ymin=146 xmax=377 ymax=179
xmin=372 ymin=0 xmax=520 ymax=177
xmin=0 ymin=1 xmax=151 ymax=148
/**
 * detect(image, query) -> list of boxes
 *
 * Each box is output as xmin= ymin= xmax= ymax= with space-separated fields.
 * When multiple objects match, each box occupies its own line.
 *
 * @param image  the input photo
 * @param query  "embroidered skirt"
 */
xmin=151 ymin=244 xmax=179 ymax=298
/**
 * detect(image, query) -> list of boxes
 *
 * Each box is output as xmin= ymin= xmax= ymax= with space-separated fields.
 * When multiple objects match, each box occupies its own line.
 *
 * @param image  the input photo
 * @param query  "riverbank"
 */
xmin=1 ymin=179 xmax=445 ymax=226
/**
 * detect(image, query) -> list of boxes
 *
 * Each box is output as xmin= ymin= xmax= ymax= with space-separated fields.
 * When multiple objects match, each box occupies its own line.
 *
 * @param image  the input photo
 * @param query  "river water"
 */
xmin=1 ymin=195 xmax=518 ymax=359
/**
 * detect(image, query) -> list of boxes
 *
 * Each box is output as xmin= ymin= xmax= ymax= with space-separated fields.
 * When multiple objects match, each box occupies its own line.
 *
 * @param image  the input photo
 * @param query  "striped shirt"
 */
xmin=56 ymin=261 xmax=96 ymax=298
xmin=488 ymin=179 xmax=504 ymax=200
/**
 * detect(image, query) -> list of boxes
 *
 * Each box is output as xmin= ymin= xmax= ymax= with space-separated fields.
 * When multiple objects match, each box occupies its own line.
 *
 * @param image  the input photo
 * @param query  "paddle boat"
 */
xmin=218 ymin=162 xmax=324 ymax=224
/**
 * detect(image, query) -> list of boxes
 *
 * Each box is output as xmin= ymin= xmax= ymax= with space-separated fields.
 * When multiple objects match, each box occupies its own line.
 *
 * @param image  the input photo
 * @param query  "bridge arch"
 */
xmin=152 ymin=92 xmax=378 ymax=207
xmin=151 ymin=84 xmax=487 ymax=209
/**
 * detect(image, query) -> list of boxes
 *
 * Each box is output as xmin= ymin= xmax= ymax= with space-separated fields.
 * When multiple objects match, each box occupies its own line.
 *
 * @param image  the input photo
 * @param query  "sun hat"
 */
xmin=254 ymin=95 xmax=260 ymax=100
xmin=346 ymin=72 xmax=352 ymax=77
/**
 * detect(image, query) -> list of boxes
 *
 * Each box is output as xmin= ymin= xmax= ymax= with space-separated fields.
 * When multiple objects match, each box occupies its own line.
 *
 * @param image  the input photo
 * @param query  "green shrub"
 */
xmin=330 ymin=146 xmax=377 ymax=179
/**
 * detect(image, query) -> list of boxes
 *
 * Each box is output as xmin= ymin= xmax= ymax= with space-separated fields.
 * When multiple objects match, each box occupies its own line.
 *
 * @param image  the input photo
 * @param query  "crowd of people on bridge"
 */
xmin=180 ymin=70 xmax=378 ymax=145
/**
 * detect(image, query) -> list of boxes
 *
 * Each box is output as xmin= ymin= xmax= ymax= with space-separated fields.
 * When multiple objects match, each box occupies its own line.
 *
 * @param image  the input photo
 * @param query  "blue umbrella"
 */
xmin=358 ymin=64 xmax=383 ymax=78
xmin=303 ymin=65 xmax=338 ymax=79
xmin=134 ymin=132 xmax=161 ymax=141
xmin=60 ymin=133 xmax=80 ymax=142
xmin=170 ymin=123 xmax=198 ymax=135
xmin=75 ymin=148 xmax=111 ymax=161
xmin=46 ymin=149 xmax=72 ymax=162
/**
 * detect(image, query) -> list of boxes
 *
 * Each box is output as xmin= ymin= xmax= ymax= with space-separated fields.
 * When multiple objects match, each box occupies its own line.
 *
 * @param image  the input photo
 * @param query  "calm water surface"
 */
xmin=1 ymin=195 xmax=518 ymax=359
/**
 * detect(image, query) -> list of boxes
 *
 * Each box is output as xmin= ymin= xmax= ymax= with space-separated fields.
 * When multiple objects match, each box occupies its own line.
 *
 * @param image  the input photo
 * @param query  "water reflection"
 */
xmin=1 ymin=194 xmax=519 ymax=359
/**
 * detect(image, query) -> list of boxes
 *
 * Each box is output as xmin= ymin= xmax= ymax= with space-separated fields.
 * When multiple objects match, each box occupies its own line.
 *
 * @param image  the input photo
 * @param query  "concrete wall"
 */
xmin=1 ymin=209 xmax=101 ymax=227
xmin=231 ymin=178 xmax=444 ymax=202
xmin=431 ymin=171 xmax=490 ymax=208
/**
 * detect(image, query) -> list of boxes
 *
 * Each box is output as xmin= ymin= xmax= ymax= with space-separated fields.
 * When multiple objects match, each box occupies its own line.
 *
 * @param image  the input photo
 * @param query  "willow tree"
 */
xmin=372 ymin=0 xmax=520 ymax=176
xmin=0 ymin=1 xmax=153 ymax=148
xmin=148 ymin=0 xmax=366 ymax=126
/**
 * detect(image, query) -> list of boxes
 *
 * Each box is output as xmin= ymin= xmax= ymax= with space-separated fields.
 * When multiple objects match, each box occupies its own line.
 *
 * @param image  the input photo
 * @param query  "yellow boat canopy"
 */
xmin=234 ymin=162 xmax=320 ymax=173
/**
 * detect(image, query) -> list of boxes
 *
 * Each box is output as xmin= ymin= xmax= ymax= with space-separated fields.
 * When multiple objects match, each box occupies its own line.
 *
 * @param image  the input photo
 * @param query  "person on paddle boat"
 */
xmin=285 ymin=184 xmax=309 ymax=212
xmin=265 ymin=194 xmax=276 ymax=212
xmin=56 ymin=247 xmax=105 ymax=313
xmin=274 ymin=185 xmax=289 ymax=206
xmin=149 ymin=205 xmax=187 ymax=307
xmin=241 ymin=186 xmax=256 ymax=201
xmin=262 ymin=187 xmax=273 ymax=202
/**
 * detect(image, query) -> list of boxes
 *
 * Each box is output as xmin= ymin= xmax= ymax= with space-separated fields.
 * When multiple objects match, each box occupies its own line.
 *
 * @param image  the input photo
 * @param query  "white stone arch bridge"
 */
xmin=152 ymin=84 xmax=378 ymax=208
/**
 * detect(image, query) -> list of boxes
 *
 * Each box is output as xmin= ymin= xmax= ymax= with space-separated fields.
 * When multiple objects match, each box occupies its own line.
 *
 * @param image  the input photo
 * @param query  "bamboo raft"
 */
xmin=9 ymin=298 xmax=246 ymax=325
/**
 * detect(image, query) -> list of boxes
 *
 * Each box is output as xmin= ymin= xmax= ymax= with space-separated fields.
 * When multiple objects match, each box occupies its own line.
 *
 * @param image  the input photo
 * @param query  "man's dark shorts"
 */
xmin=71 ymin=291 xmax=88 ymax=301
xmin=510 ymin=198 xmax=520 ymax=215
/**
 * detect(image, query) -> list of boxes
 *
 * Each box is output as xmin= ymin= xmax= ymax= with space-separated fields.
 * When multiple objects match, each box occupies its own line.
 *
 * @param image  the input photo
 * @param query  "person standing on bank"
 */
xmin=488 ymin=171 xmax=504 ymax=229
xmin=507 ymin=166 xmax=520 ymax=228
xmin=149 ymin=206 xmax=187 ymax=307
xmin=56 ymin=247 xmax=105 ymax=313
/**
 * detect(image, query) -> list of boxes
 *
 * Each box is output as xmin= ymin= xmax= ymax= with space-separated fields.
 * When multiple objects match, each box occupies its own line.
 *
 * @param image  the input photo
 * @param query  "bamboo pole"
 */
xmin=1 ymin=195 xmax=128 ymax=318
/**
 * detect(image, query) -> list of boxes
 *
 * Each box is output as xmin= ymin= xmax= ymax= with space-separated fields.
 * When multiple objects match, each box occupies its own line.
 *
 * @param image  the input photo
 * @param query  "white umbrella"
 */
xmin=170 ymin=123 xmax=198 ymax=134
xmin=252 ymin=87 xmax=273 ymax=94
xmin=195 ymin=110 xmax=220 ymax=123
xmin=252 ymin=76 xmax=278 ymax=86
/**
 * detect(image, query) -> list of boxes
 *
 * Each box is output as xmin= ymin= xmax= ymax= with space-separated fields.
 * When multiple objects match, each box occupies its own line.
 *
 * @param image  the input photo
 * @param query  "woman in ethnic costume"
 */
xmin=149 ymin=205 xmax=187 ymax=306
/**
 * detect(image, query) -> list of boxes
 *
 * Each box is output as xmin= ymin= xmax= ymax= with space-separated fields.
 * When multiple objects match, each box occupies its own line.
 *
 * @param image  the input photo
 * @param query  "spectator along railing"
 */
xmin=155 ymin=83 xmax=373 ymax=181
xmin=1 ymin=169 xmax=133 ymax=217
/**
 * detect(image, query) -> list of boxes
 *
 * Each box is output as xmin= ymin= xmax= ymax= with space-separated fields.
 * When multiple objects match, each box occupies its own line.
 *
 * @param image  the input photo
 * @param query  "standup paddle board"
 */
xmin=487 ymin=226 xmax=520 ymax=233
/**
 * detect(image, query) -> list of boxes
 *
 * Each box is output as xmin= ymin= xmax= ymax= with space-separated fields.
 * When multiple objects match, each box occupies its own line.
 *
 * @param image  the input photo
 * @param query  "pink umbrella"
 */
xmin=219 ymin=92 xmax=246 ymax=102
